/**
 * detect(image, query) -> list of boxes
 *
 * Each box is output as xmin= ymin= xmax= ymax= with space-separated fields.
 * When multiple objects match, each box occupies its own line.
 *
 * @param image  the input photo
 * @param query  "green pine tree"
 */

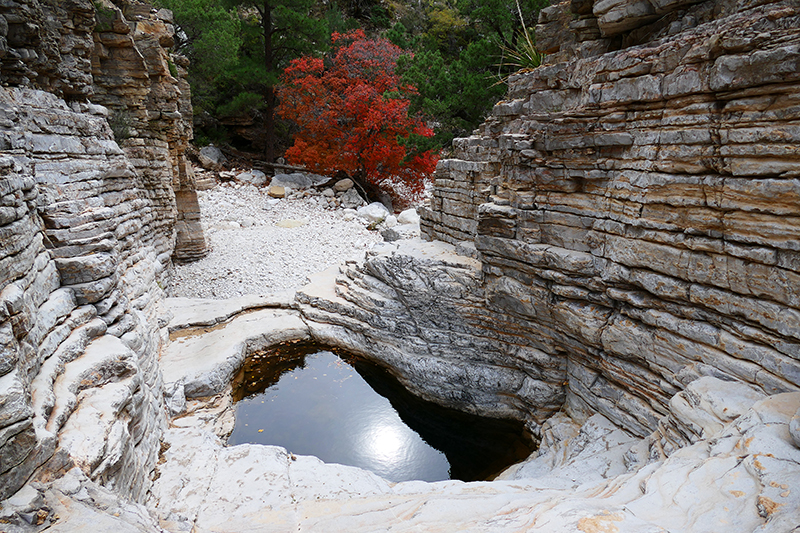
xmin=223 ymin=0 xmax=328 ymax=162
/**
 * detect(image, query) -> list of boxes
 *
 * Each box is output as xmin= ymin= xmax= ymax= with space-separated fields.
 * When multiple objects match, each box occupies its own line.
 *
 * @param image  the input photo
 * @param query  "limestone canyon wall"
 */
xmin=418 ymin=0 xmax=800 ymax=444
xmin=1 ymin=0 xmax=800 ymax=520
xmin=0 ymin=0 xmax=204 ymax=501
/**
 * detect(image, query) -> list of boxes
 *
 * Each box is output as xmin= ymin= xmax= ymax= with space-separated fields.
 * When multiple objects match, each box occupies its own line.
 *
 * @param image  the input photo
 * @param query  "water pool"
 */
xmin=228 ymin=342 xmax=534 ymax=482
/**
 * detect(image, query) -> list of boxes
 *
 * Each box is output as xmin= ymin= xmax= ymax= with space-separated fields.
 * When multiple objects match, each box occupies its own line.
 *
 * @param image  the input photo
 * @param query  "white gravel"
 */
xmin=168 ymin=182 xmax=383 ymax=299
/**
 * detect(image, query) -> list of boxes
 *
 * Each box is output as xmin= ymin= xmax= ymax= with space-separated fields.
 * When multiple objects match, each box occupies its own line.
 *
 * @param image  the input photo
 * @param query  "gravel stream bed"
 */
xmin=167 ymin=182 xmax=383 ymax=299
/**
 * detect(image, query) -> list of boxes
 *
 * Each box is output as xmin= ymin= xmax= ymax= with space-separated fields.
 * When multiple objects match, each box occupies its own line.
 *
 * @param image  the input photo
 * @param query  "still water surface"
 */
xmin=228 ymin=343 xmax=534 ymax=482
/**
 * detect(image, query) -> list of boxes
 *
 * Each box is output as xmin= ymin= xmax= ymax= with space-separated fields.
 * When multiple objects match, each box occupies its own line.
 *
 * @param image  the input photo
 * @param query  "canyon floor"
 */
xmin=168 ymin=181 xmax=384 ymax=299
xmin=151 ymin=178 xmax=800 ymax=533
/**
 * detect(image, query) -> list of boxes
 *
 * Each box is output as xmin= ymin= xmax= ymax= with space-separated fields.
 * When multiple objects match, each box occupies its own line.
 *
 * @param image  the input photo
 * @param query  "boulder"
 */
xmin=357 ymin=202 xmax=389 ymax=224
xmin=268 ymin=186 xmax=285 ymax=198
xmin=397 ymin=208 xmax=420 ymax=225
xmin=235 ymin=170 xmax=267 ymax=187
xmin=334 ymin=178 xmax=354 ymax=192
xmin=340 ymin=188 xmax=364 ymax=209
xmin=270 ymin=172 xmax=328 ymax=189
xmin=198 ymin=145 xmax=227 ymax=170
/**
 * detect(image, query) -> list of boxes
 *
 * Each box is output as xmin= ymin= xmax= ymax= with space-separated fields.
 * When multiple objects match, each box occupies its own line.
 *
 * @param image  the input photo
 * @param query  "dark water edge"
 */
xmin=228 ymin=341 xmax=535 ymax=483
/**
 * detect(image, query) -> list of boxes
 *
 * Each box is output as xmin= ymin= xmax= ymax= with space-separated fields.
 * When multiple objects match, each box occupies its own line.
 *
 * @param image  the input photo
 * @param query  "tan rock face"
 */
xmin=0 ymin=0 xmax=205 ymax=503
xmin=422 ymin=0 xmax=800 ymax=437
xmin=0 ymin=0 xmax=207 ymax=265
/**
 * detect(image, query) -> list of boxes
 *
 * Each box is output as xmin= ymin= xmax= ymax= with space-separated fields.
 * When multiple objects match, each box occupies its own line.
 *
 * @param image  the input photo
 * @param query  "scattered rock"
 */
xmin=322 ymin=188 xmax=335 ymax=197
xmin=194 ymin=170 xmax=216 ymax=191
xmin=198 ymin=145 xmax=227 ymax=170
xmin=384 ymin=215 xmax=398 ymax=228
xmin=397 ymin=208 xmax=420 ymax=225
xmin=334 ymin=178 xmax=354 ymax=192
xmin=357 ymin=202 xmax=389 ymax=224
xmin=235 ymin=170 xmax=267 ymax=187
xmin=340 ymin=188 xmax=364 ymax=209
xmin=270 ymin=172 xmax=328 ymax=190
xmin=268 ymin=186 xmax=286 ymax=198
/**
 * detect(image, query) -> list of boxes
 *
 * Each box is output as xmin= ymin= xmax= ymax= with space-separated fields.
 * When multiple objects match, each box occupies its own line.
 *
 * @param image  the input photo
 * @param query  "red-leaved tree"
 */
xmin=277 ymin=30 xmax=438 ymax=208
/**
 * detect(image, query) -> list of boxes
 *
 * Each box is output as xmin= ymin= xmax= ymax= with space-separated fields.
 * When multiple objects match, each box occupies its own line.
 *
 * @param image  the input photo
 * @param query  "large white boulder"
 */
xmin=357 ymin=202 xmax=390 ymax=224
xmin=397 ymin=208 xmax=420 ymax=225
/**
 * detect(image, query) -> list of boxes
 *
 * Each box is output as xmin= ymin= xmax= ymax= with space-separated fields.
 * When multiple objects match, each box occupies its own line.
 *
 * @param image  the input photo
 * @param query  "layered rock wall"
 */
xmin=298 ymin=243 xmax=567 ymax=432
xmin=0 ymin=0 xmax=205 ymax=503
xmin=420 ymin=0 xmax=800 ymax=443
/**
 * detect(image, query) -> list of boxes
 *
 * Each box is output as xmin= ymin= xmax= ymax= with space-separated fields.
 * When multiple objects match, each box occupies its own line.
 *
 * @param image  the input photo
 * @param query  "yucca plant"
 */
xmin=502 ymin=26 xmax=544 ymax=71
xmin=494 ymin=0 xmax=545 ymax=84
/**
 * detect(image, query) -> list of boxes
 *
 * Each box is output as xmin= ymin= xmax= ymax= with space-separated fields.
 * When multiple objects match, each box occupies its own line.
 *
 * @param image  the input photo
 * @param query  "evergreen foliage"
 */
xmin=391 ymin=0 xmax=549 ymax=151
xmin=159 ymin=0 xmax=550 ymax=159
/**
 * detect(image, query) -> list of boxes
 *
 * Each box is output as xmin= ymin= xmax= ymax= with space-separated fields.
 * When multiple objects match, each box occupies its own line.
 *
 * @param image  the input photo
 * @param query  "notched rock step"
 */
xmin=160 ymin=303 xmax=312 ymax=415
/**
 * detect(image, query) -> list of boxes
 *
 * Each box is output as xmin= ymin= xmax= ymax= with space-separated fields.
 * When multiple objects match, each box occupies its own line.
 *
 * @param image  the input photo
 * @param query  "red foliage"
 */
xmin=277 ymin=29 xmax=438 ymax=202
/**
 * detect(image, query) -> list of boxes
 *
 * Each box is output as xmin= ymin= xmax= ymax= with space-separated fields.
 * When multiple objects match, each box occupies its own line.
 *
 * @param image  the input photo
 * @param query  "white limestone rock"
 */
xmin=235 ymin=170 xmax=267 ymax=187
xmin=668 ymin=376 xmax=766 ymax=441
xmin=397 ymin=208 xmax=420 ymax=225
xmin=161 ymin=308 xmax=311 ymax=400
xmin=356 ymin=202 xmax=389 ymax=224
xmin=791 ymin=407 xmax=800 ymax=448
xmin=381 ymin=223 xmax=420 ymax=242
xmin=165 ymin=294 xmax=295 ymax=332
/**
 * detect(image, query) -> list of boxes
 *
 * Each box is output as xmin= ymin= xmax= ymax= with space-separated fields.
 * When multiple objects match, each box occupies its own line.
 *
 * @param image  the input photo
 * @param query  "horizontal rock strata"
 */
xmin=297 ymin=242 xmax=567 ymax=432
xmin=421 ymin=0 xmax=800 ymax=443
xmin=0 ymin=84 xmax=169 ymax=504
xmin=0 ymin=0 xmax=206 ymax=505
xmin=3 ymin=0 xmax=800 ymax=531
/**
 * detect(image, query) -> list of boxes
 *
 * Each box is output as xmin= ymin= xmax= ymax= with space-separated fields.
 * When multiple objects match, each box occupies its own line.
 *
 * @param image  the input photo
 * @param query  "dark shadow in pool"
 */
xmin=229 ymin=341 xmax=535 ymax=482
xmin=351 ymin=357 xmax=535 ymax=481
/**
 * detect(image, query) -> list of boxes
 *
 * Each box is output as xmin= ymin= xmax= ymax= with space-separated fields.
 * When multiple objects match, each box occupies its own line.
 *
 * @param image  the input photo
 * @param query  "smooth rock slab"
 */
xmin=147 ymin=388 xmax=800 ymax=533
xmin=165 ymin=294 xmax=295 ymax=332
xmin=161 ymin=307 xmax=311 ymax=400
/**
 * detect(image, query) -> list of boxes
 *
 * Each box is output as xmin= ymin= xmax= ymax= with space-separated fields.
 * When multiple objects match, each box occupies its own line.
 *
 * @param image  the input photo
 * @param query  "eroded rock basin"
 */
xmin=228 ymin=342 xmax=534 ymax=482
xmin=152 ymin=241 xmax=800 ymax=532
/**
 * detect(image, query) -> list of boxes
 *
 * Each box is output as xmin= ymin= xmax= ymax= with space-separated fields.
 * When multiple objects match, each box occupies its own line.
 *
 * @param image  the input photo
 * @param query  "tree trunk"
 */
xmin=349 ymin=171 xmax=394 ymax=212
xmin=263 ymin=0 xmax=275 ymax=163
xmin=264 ymin=85 xmax=275 ymax=163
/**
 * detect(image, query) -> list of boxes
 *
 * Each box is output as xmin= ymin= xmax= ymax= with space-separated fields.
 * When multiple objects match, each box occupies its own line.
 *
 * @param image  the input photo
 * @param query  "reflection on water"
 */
xmin=228 ymin=342 xmax=534 ymax=482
